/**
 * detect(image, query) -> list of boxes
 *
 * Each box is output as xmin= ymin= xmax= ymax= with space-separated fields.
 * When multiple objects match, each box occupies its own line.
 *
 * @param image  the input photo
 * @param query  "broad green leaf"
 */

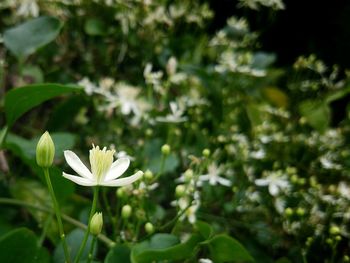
xmin=53 ymin=228 xmax=96 ymax=263
xmin=131 ymin=233 xmax=203 ymax=263
xmin=4 ymin=83 xmax=82 ymax=127
xmin=208 ymin=234 xmax=254 ymax=262
xmin=325 ymin=86 xmax=350 ymax=103
xmin=0 ymin=126 xmax=8 ymax=149
xmin=5 ymin=132 xmax=76 ymax=204
xmin=0 ymin=228 xmax=49 ymax=263
xmin=3 ymin=16 xmax=62 ymax=59
xmin=195 ymin=221 xmax=214 ymax=240
xmin=105 ymin=244 xmax=131 ymax=263
xmin=299 ymin=100 xmax=330 ymax=132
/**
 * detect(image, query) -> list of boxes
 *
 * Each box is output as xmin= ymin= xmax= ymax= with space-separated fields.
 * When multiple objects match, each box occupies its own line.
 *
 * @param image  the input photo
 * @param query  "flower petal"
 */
xmin=64 ymin=150 xmax=93 ymax=180
xmin=104 ymin=158 xmax=130 ymax=181
xmin=217 ymin=177 xmax=232 ymax=187
xmin=100 ymin=170 xmax=143 ymax=187
xmin=62 ymin=172 xmax=96 ymax=186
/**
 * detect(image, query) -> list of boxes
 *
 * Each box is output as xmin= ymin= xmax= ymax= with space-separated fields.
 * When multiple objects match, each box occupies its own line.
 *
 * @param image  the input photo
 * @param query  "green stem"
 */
xmin=38 ymin=213 xmax=53 ymax=247
xmin=102 ymin=188 xmax=116 ymax=237
xmin=86 ymin=236 xmax=97 ymax=263
xmin=43 ymin=168 xmax=71 ymax=263
xmin=0 ymin=197 xmax=114 ymax=247
xmin=74 ymin=186 xmax=100 ymax=263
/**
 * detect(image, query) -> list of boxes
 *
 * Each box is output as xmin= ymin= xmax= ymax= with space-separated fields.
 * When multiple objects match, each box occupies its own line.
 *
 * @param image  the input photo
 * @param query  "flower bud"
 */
xmin=161 ymin=144 xmax=171 ymax=155
xmin=90 ymin=212 xmax=103 ymax=236
xmin=36 ymin=131 xmax=55 ymax=168
xmin=144 ymin=170 xmax=154 ymax=181
xmin=296 ymin=207 xmax=305 ymax=217
xmin=329 ymin=226 xmax=340 ymax=235
xmin=284 ymin=207 xmax=293 ymax=217
xmin=184 ymin=169 xmax=193 ymax=182
xmin=122 ymin=205 xmax=132 ymax=219
xmin=145 ymin=222 xmax=155 ymax=234
xmin=202 ymin=149 xmax=210 ymax=158
xmin=175 ymin=184 xmax=186 ymax=198
xmin=116 ymin=187 xmax=126 ymax=198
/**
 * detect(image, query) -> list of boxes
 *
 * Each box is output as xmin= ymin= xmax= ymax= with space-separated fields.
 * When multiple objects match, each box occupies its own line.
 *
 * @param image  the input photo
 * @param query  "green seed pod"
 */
xmin=36 ymin=131 xmax=55 ymax=168
xmin=90 ymin=212 xmax=103 ymax=236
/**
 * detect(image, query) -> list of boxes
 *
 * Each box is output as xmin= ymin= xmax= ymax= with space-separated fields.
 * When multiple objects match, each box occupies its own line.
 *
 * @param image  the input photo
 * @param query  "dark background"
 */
xmin=209 ymin=0 xmax=350 ymax=69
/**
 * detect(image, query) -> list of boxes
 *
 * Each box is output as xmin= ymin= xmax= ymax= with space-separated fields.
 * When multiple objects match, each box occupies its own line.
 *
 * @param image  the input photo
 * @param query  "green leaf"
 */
xmin=208 ymin=234 xmax=254 ymax=262
xmin=3 ymin=16 xmax=62 ymax=59
xmin=131 ymin=233 xmax=203 ymax=263
xmin=5 ymin=132 xmax=76 ymax=204
xmin=53 ymin=228 xmax=96 ymax=263
xmin=105 ymin=244 xmax=131 ymax=263
xmin=84 ymin=18 xmax=107 ymax=36
xmin=4 ymin=83 xmax=82 ymax=127
xmin=195 ymin=221 xmax=214 ymax=240
xmin=299 ymin=100 xmax=330 ymax=132
xmin=0 ymin=228 xmax=49 ymax=263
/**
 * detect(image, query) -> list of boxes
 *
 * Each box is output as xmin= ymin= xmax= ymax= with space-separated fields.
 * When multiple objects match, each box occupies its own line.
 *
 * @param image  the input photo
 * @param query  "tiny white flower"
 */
xmin=255 ymin=171 xmax=290 ymax=196
xmin=63 ymin=145 xmax=143 ymax=187
xmin=199 ymin=163 xmax=232 ymax=187
xmin=156 ymin=101 xmax=188 ymax=123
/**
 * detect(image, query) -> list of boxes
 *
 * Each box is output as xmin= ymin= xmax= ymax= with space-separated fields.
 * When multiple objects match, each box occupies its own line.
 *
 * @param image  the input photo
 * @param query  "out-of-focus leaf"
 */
xmin=299 ymin=100 xmax=330 ymax=132
xmin=21 ymin=65 xmax=44 ymax=83
xmin=84 ymin=18 xmax=107 ymax=36
xmin=5 ymin=133 xmax=76 ymax=204
xmin=208 ymin=234 xmax=254 ymax=262
xmin=53 ymin=228 xmax=95 ymax=263
xmin=263 ymin=87 xmax=289 ymax=108
xmin=3 ymin=16 xmax=62 ymax=59
xmin=0 ymin=228 xmax=49 ymax=263
xmin=246 ymin=103 xmax=263 ymax=128
xmin=4 ymin=83 xmax=81 ymax=127
xmin=131 ymin=233 xmax=203 ymax=263
xmin=105 ymin=244 xmax=131 ymax=263
xmin=195 ymin=221 xmax=214 ymax=240
xmin=325 ymin=86 xmax=350 ymax=103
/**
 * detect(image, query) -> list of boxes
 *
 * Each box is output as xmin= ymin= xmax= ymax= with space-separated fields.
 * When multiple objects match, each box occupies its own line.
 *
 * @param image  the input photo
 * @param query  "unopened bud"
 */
xmin=284 ymin=207 xmax=293 ymax=217
xmin=90 ymin=212 xmax=103 ymax=235
xmin=36 ymin=131 xmax=55 ymax=168
xmin=175 ymin=184 xmax=186 ymax=197
xmin=122 ymin=205 xmax=132 ymax=219
xmin=202 ymin=149 xmax=210 ymax=158
xmin=161 ymin=144 xmax=171 ymax=155
xmin=184 ymin=169 xmax=193 ymax=182
xmin=145 ymin=222 xmax=155 ymax=234
xmin=329 ymin=226 xmax=340 ymax=235
xmin=144 ymin=170 xmax=154 ymax=181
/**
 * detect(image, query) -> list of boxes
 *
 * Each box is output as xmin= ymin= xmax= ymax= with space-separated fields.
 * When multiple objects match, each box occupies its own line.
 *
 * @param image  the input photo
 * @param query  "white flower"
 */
xmin=156 ymin=101 xmax=188 ymax=123
xmin=255 ymin=171 xmax=290 ymax=196
xmin=16 ymin=0 xmax=39 ymax=17
xmin=63 ymin=145 xmax=143 ymax=187
xmin=199 ymin=163 xmax=232 ymax=187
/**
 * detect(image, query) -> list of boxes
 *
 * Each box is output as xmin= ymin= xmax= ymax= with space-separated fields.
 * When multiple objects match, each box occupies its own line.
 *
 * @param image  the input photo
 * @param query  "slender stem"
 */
xmin=43 ymin=168 xmax=71 ymax=263
xmin=0 ymin=197 xmax=114 ymax=247
xmin=38 ymin=213 xmax=53 ymax=247
xmin=74 ymin=186 xmax=100 ymax=263
xmin=102 ymin=188 xmax=116 ymax=237
xmin=87 ymin=236 xmax=97 ymax=263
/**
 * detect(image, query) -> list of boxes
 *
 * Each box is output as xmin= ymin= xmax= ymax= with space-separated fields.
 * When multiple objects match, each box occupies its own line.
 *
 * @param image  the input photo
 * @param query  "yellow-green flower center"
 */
xmin=89 ymin=145 xmax=115 ymax=182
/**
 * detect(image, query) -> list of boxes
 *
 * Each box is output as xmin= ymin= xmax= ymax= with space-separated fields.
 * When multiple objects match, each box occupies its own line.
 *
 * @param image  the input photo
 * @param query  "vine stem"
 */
xmin=0 ymin=197 xmax=115 ymax=247
xmin=86 ymin=236 xmax=97 ymax=263
xmin=43 ymin=168 xmax=71 ymax=263
xmin=74 ymin=186 xmax=100 ymax=263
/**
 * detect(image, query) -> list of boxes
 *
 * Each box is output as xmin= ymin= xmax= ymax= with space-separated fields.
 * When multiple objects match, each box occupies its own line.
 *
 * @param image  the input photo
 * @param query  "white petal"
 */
xmin=62 ymin=172 xmax=96 ymax=186
xmin=269 ymin=184 xmax=279 ymax=196
xmin=100 ymin=171 xmax=143 ymax=187
xmin=255 ymin=179 xmax=268 ymax=186
xmin=104 ymin=158 xmax=130 ymax=181
xmin=217 ymin=177 xmax=232 ymax=187
xmin=64 ymin=151 xmax=93 ymax=179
